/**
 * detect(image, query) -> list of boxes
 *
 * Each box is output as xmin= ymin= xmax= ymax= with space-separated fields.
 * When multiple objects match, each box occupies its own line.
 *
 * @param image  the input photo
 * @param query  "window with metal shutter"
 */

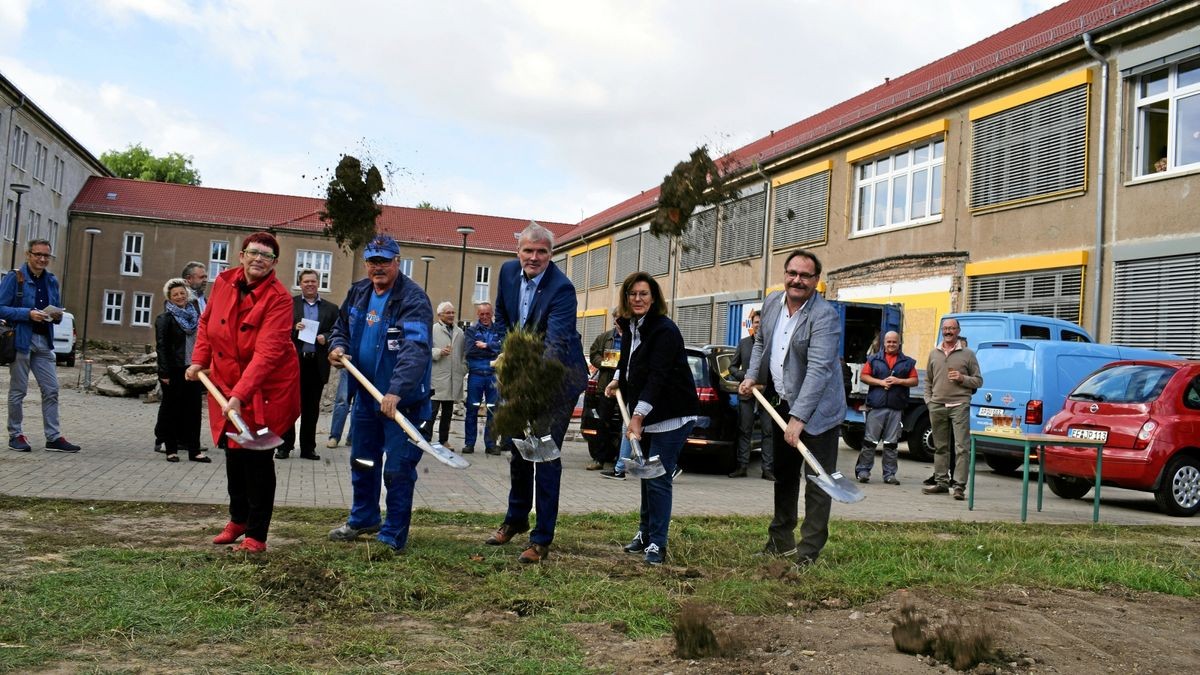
xmin=967 ymin=267 xmax=1083 ymax=322
xmin=569 ymin=252 xmax=587 ymax=289
xmin=970 ymin=84 xmax=1089 ymax=210
xmin=681 ymin=209 xmax=716 ymax=270
xmin=614 ymin=232 xmax=640 ymax=285
xmin=713 ymin=301 xmax=729 ymax=345
xmin=720 ymin=191 xmax=766 ymax=263
xmin=1112 ymin=254 xmax=1200 ymax=358
xmin=773 ymin=171 xmax=830 ymax=248
xmin=643 ymin=231 xmax=671 ymax=277
xmin=552 ymin=254 xmax=566 ymax=270
xmin=676 ymin=303 xmax=713 ymax=347
xmin=582 ymin=314 xmax=606 ymax=349
xmin=588 ymin=245 xmax=610 ymax=289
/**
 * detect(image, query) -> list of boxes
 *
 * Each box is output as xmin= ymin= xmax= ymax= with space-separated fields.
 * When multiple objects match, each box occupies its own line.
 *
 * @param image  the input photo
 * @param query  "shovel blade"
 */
xmin=806 ymin=471 xmax=866 ymax=504
xmin=513 ymin=434 xmax=561 ymax=462
xmin=225 ymin=428 xmax=285 ymax=451
xmin=428 ymin=442 xmax=471 ymax=469
xmin=626 ymin=459 xmax=666 ymax=479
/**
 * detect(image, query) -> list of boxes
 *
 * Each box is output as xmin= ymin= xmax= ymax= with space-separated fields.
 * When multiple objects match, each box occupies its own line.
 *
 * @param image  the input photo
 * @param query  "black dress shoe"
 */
xmin=300 ymin=452 xmax=320 ymax=461
xmin=189 ymin=454 xmax=212 ymax=463
xmin=274 ymin=448 xmax=291 ymax=459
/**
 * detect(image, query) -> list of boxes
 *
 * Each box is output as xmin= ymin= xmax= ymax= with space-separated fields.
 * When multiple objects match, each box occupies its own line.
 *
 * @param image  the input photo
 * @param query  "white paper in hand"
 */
xmin=298 ymin=318 xmax=319 ymax=344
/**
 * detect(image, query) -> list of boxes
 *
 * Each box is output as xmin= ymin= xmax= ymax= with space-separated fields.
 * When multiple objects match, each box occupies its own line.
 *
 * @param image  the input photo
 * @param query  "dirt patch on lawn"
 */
xmin=571 ymin=586 xmax=1199 ymax=673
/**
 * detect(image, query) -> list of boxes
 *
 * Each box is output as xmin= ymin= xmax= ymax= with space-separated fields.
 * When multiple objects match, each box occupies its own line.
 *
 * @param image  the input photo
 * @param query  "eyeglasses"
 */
xmin=365 ymin=257 xmax=394 ymax=266
xmin=28 ymin=252 xmax=53 ymax=260
xmin=784 ymin=270 xmax=818 ymax=281
xmin=242 ymin=248 xmax=277 ymax=261
xmin=626 ymin=291 xmax=651 ymax=299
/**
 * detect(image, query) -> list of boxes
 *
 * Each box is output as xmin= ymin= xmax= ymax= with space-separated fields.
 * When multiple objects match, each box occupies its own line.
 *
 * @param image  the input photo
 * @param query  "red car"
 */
xmin=1042 ymin=360 xmax=1200 ymax=517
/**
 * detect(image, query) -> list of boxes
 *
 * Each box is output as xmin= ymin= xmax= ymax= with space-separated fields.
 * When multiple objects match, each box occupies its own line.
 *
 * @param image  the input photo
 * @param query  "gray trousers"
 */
xmin=929 ymin=401 xmax=970 ymax=487
xmin=855 ymin=407 xmax=901 ymax=479
xmin=8 ymin=333 xmax=61 ymax=441
xmin=736 ymin=397 xmax=774 ymax=472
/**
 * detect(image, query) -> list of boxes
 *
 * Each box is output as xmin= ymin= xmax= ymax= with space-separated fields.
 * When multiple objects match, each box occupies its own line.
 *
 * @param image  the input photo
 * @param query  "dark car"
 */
xmin=579 ymin=345 xmax=744 ymax=472
xmin=1042 ymin=359 xmax=1200 ymax=517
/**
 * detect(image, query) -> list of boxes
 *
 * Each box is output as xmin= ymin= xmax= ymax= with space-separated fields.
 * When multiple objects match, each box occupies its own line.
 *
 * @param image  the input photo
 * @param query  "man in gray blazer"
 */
xmin=739 ymin=249 xmax=846 ymax=567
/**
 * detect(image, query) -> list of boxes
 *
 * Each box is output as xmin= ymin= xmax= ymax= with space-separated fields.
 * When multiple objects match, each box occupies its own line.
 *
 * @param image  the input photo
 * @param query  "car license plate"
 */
xmin=1068 ymin=428 xmax=1108 ymax=442
xmin=978 ymin=407 xmax=1004 ymax=418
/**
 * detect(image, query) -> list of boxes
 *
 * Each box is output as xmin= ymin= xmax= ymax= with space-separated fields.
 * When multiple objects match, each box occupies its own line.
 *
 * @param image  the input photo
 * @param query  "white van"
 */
xmin=54 ymin=311 xmax=76 ymax=366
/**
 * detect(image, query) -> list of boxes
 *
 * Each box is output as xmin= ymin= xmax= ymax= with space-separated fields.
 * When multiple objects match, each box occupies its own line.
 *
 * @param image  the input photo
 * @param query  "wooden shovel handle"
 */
xmin=195 ymin=370 xmax=249 ymax=437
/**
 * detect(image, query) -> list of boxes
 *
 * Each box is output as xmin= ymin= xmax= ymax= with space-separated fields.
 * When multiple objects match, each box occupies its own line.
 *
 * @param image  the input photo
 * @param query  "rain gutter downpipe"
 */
xmin=754 ymin=164 xmax=772 ymax=299
xmin=1083 ymin=32 xmax=1108 ymax=338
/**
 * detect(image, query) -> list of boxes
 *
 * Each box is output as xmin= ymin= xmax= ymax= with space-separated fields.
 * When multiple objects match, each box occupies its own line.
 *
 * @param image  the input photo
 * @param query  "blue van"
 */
xmin=970 ymin=339 xmax=1180 ymax=473
xmin=946 ymin=312 xmax=1093 ymax=345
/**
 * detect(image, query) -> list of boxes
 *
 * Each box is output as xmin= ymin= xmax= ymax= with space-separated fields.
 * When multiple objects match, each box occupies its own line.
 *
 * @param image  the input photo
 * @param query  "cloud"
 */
xmin=5 ymin=1 xmax=1069 ymax=222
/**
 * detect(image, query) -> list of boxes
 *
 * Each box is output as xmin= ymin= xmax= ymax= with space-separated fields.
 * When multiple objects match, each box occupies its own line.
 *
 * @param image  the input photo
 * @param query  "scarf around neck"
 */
xmin=167 ymin=302 xmax=199 ymax=334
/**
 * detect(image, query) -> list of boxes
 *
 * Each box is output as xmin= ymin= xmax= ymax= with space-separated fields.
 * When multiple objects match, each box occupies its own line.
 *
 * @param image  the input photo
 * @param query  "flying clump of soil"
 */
xmin=649 ymin=145 xmax=738 ymax=241
xmin=673 ymin=602 xmax=743 ymax=659
xmin=494 ymin=328 xmax=567 ymax=439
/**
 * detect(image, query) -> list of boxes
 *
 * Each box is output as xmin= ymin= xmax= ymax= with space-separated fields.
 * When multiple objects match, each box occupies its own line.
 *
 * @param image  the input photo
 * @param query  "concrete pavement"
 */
xmin=1 ymin=365 xmax=1195 ymax=527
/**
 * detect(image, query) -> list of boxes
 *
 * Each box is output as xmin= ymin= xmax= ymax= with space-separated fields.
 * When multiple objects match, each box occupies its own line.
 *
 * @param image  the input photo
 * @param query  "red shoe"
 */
xmin=212 ymin=522 xmax=247 ymax=545
xmin=230 ymin=537 xmax=266 ymax=553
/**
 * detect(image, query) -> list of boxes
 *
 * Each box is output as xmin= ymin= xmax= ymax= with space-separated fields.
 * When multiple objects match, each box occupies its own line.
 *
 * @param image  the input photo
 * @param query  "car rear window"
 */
xmin=687 ymin=353 xmax=706 ymax=387
xmin=1069 ymin=364 xmax=1174 ymax=404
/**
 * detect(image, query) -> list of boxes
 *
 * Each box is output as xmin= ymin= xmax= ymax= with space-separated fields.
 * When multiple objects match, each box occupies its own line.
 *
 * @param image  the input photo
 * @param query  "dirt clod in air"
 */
xmin=673 ymin=602 xmax=743 ymax=659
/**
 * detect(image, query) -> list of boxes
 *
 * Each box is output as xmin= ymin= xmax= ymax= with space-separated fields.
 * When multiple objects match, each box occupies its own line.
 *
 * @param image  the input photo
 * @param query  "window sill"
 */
xmin=848 ymin=216 xmax=942 ymax=240
xmin=1125 ymin=164 xmax=1200 ymax=186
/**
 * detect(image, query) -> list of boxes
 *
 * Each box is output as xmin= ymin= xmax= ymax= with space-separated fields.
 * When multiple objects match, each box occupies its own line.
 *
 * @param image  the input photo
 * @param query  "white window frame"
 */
xmin=26 ymin=210 xmax=40 ymax=241
xmin=399 ymin=258 xmax=414 ymax=278
xmin=852 ymin=138 xmax=944 ymax=235
xmin=103 ymin=290 xmax=124 ymax=325
xmin=122 ymin=232 xmax=144 ymax=276
xmin=294 ymin=249 xmax=332 ymax=291
xmin=209 ymin=240 xmax=230 ymax=278
xmin=473 ymin=265 xmax=491 ymax=304
xmin=47 ymin=219 xmax=59 ymax=248
xmin=8 ymin=126 xmax=28 ymax=170
xmin=132 ymin=292 xmax=153 ymax=326
xmin=52 ymin=155 xmax=65 ymax=194
xmin=32 ymin=141 xmax=48 ymax=183
xmin=1133 ymin=55 xmax=1200 ymax=177
xmin=2 ymin=199 xmax=12 ymax=242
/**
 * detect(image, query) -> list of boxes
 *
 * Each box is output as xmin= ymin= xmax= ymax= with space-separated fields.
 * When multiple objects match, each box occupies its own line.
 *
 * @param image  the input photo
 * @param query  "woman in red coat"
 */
xmin=186 ymin=232 xmax=299 ymax=553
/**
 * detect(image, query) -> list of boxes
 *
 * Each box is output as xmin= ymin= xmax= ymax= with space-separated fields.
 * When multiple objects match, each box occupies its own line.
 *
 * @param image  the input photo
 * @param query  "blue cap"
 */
xmin=363 ymin=235 xmax=400 ymax=260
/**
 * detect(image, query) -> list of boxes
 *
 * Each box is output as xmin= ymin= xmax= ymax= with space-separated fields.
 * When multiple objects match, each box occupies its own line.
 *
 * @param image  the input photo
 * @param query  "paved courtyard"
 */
xmin=1 ymin=365 xmax=1194 ymax=527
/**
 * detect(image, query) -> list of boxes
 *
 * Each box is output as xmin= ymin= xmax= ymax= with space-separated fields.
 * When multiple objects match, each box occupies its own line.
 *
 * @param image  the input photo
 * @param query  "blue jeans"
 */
xmin=347 ymin=398 xmax=424 ymax=550
xmin=328 ymin=369 xmax=354 ymax=443
xmin=636 ymin=421 xmax=694 ymax=554
xmin=614 ymin=432 xmax=632 ymax=473
xmin=7 ymin=333 xmax=61 ymax=441
xmin=464 ymin=372 xmax=497 ymax=449
xmin=503 ymin=397 xmax=573 ymax=546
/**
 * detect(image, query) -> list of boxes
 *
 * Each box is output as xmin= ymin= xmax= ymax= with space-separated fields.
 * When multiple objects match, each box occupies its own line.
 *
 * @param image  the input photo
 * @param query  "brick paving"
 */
xmin=1 ymin=366 xmax=1195 ymax=527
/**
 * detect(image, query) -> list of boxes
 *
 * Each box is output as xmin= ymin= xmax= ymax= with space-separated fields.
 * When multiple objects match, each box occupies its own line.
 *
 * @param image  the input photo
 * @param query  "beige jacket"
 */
xmin=924 ymin=342 xmax=983 ymax=405
xmin=430 ymin=321 xmax=465 ymax=402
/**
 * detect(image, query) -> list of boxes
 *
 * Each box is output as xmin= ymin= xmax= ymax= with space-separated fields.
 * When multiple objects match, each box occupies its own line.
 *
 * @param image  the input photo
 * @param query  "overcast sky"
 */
xmin=0 ymin=0 xmax=1061 ymax=223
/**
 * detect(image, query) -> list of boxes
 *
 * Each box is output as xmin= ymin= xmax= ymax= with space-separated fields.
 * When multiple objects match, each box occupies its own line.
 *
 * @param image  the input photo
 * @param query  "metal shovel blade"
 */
xmin=225 ymin=412 xmax=285 ymax=451
xmin=806 ymin=471 xmax=866 ymax=504
xmin=428 ymin=442 xmax=471 ymax=469
xmin=623 ymin=436 xmax=666 ymax=479
xmin=513 ymin=433 xmax=561 ymax=462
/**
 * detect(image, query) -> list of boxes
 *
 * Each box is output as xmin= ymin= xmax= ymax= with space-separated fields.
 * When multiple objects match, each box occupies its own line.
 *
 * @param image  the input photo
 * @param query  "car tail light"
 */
xmin=1132 ymin=421 xmax=1157 ymax=450
xmin=1025 ymin=400 xmax=1043 ymax=426
xmin=586 ymin=378 xmax=597 ymax=394
xmin=696 ymin=386 xmax=719 ymax=402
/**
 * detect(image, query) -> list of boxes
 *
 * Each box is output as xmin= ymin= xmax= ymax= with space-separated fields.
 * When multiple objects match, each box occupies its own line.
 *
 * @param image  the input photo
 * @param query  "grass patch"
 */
xmin=0 ymin=498 xmax=1196 ymax=671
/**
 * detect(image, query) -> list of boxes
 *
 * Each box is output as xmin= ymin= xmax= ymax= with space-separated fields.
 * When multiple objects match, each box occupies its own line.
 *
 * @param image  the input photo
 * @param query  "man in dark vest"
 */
xmin=854 ymin=330 xmax=917 ymax=484
xmin=277 ymin=269 xmax=339 ymax=460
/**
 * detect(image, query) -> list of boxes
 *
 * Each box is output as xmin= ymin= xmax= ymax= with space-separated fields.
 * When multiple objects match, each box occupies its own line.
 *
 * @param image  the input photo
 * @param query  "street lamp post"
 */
xmin=455 ymin=226 xmax=474 ymax=318
xmin=7 ymin=183 xmax=31 ymax=273
xmin=420 ymin=255 xmax=435 ymax=289
xmin=80 ymin=228 xmax=102 ymax=390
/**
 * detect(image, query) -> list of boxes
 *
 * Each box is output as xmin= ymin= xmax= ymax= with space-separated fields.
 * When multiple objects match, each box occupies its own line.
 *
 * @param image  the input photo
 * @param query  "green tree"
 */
xmin=100 ymin=143 xmax=201 ymax=185
xmin=320 ymin=155 xmax=384 ymax=253
xmin=415 ymin=201 xmax=452 ymax=211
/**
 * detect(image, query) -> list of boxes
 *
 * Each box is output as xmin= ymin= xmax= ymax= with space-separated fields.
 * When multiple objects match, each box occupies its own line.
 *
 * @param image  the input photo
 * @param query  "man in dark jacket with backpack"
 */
xmin=854 ymin=330 xmax=917 ymax=484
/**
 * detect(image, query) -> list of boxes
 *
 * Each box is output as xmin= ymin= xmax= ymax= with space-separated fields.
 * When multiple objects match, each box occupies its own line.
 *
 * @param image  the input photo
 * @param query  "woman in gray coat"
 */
xmin=427 ymin=301 xmax=465 ymax=447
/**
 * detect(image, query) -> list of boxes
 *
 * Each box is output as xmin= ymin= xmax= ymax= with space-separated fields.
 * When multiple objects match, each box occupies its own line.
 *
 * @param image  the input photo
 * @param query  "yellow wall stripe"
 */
xmin=965 ymin=250 xmax=1089 ymax=277
xmin=772 ymin=160 xmax=833 ymax=187
xmin=586 ymin=238 xmax=611 ymax=251
xmin=969 ymin=68 xmax=1093 ymax=121
xmin=845 ymin=119 xmax=949 ymax=163
xmin=568 ymin=246 xmax=586 ymax=258
xmin=578 ymin=307 xmax=608 ymax=318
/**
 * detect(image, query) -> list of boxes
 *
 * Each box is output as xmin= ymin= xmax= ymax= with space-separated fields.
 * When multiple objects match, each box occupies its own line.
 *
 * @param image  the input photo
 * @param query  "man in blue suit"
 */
xmin=739 ymin=249 xmax=846 ymax=568
xmin=484 ymin=221 xmax=588 ymax=564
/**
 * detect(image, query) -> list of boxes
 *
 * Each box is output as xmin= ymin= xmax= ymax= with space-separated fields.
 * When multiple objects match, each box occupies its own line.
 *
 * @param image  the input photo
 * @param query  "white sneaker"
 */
xmin=326 ymin=438 xmax=339 ymax=449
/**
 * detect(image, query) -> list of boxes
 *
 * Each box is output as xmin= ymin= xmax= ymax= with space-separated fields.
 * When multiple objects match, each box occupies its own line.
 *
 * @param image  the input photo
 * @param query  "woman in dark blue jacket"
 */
xmin=605 ymin=271 xmax=699 ymax=565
